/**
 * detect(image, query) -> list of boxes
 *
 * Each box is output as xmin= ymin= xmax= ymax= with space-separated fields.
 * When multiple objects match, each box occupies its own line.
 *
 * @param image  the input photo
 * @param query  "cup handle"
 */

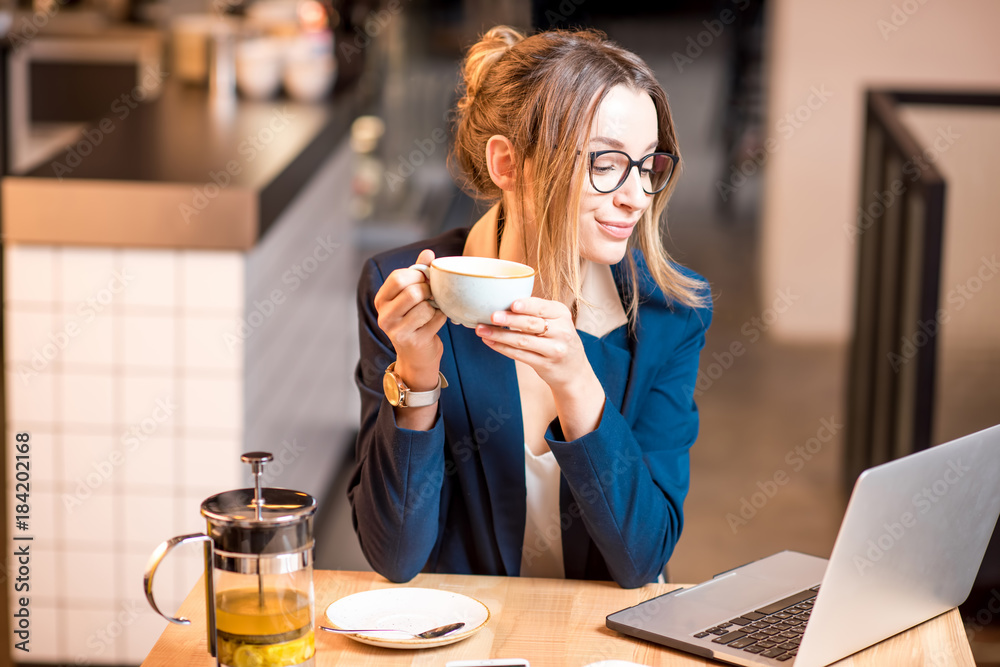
xmin=408 ymin=263 xmax=438 ymax=309
xmin=143 ymin=533 xmax=218 ymax=657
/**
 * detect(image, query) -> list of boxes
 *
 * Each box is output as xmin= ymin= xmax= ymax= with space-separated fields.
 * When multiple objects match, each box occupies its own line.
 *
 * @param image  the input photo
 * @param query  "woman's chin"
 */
xmin=583 ymin=243 xmax=629 ymax=266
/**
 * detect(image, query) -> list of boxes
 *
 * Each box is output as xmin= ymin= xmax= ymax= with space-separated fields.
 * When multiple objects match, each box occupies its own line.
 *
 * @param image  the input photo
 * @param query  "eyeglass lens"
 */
xmin=590 ymin=151 xmax=675 ymax=194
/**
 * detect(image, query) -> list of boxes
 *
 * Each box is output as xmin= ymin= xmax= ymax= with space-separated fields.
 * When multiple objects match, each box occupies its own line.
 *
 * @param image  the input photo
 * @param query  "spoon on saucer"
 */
xmin=320 ymin=621 xmax=466 ymax=639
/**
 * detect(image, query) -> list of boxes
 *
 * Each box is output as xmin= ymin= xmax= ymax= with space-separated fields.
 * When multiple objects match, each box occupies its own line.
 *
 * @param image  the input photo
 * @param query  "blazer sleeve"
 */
xmin=546 ymin=303 xmax=712 ymax=588
xmin=346 ymin=256 xmax=448 ymax=583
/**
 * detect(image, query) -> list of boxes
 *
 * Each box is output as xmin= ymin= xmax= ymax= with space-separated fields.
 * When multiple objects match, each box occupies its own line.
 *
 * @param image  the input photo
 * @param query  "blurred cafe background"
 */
xmin=0 ymin=0 xmax=998 ymax=664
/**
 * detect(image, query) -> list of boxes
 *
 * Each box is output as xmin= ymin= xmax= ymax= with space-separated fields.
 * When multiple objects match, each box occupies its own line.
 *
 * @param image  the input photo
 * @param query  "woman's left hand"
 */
xmin=475 ymin=297 xmax=590 ymax=392
xmin=477 ymin=297 xmax=607 ymax=440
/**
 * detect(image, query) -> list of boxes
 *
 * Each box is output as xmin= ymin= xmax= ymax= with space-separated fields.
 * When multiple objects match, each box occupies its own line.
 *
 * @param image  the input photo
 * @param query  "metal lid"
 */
xmin=200 ymin=487 xmax=316 ymax=526
xmin=198 ymin=452 xmax=316 ymax=557
xmin=200 ymin=451 xmax=316 ymax=526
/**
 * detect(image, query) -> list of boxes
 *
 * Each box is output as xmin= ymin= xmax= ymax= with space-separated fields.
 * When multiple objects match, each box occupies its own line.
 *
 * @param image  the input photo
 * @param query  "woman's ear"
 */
xmin=486 ymin=135 xmax=516 ymax=191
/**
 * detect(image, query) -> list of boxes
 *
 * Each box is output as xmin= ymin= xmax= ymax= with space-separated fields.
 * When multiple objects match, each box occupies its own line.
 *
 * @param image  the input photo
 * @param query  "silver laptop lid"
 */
xmin=796 ymin=423 xmax=1000 ymax=667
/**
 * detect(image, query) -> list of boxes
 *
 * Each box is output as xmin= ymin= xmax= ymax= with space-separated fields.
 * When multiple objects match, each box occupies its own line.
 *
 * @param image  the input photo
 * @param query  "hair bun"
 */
xmin=458 ymin=25 xmax=525 ymax=113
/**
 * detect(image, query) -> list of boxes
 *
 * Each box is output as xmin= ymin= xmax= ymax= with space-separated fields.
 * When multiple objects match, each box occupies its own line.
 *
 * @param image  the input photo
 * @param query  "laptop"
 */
xmin=607 ymin=423 xmax=1000 ymax=667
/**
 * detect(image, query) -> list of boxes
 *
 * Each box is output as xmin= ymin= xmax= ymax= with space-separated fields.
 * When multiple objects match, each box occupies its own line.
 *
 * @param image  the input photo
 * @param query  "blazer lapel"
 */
xmin=579 ymin=331 xmax=630 ymax=411
xmin=444 ymin=320 xmax=526 ymax=576
xmin=611 ymin=258 xmax=668 ymax=423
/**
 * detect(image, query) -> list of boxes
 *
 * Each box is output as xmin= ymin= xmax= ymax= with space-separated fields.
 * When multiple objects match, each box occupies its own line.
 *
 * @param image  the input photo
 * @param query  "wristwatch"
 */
xmin=383 ymin=362 xmax=448 ymax=408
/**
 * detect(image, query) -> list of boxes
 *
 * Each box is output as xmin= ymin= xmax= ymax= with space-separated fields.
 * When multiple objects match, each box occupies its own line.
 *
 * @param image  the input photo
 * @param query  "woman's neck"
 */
xmin=497 ymin=201 xmax=585 ymax=311
xmin=496 ymin=202 xmax=541 ymax=297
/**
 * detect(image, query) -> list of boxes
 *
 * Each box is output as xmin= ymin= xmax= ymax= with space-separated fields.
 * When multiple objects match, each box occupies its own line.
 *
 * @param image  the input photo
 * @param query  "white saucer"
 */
xmin=324 ymin=587 xmax=490 ymax=649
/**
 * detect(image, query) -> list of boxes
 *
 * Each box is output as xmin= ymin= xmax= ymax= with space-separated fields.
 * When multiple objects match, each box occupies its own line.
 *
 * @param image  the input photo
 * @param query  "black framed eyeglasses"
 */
xmin=588 ymin=150 xmax=679 ymax=195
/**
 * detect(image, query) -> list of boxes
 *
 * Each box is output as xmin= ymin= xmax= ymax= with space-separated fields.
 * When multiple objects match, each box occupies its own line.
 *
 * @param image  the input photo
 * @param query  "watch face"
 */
xmin=383 ymin=371 xmax=402 ymax=406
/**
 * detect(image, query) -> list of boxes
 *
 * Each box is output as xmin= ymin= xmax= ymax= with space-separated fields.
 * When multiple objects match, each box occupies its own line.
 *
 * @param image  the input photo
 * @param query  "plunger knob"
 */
xmin=241 ymin=452 xmax=273 ymax=520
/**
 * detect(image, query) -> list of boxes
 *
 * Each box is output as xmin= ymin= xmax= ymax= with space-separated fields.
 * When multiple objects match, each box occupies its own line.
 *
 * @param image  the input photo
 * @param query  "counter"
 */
xmin=3 ymin=76 xmax=374 ymax=248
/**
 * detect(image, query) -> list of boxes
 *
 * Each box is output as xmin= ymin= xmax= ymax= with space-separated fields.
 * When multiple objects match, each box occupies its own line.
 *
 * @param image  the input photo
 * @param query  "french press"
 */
xmin=144 ymin=452 xmax=317 ymax=667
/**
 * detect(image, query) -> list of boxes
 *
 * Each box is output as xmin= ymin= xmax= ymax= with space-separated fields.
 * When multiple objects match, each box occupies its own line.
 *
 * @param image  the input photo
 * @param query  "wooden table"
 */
xmin=142 ymin=570 xmax=975 ymax=666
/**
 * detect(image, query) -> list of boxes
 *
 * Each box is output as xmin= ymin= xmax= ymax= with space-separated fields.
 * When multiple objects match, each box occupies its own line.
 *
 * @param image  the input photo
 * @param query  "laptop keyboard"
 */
xmin=692 ymin=585 xmax=820 ymax=662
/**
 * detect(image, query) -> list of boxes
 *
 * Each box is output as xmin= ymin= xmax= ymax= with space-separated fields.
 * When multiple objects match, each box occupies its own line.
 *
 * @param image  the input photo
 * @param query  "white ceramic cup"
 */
xmin=409 ymin=256 xmax=535 ymax=328
xmin=283 ymin=32 xmax=337 ymax=102
xmin=235 ymin=38 xmax=283 ymax=100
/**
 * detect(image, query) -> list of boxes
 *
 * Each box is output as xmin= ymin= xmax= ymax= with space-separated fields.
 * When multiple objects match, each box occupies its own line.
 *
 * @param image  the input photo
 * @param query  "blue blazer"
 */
xmin=348 ymin=228 xmax=712 ymax=588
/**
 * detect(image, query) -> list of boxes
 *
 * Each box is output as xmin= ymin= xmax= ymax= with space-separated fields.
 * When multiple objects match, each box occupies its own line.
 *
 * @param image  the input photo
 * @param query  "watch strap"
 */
xmin=386 ymin=362 xmax=448 ymax=407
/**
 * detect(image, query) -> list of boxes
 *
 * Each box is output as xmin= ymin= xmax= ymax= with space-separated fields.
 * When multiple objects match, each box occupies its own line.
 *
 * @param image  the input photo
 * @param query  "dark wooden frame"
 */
xmin=845 ymin=89 xmax=1000 ymax=490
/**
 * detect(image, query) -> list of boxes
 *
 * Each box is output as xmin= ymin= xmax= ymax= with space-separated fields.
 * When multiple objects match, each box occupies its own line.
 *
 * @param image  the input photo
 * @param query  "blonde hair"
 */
xmin=450 ymin=26 xmax=708 ymax=319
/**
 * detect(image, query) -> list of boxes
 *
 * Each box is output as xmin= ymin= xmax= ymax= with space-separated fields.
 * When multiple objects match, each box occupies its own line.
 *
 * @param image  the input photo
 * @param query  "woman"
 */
xmin=349 ymin=26 xmax=712 ymax=589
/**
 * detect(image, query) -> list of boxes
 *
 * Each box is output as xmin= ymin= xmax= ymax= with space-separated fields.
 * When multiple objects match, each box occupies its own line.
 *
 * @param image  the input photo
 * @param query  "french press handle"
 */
xmin=143 ymin=533 xmax=218 ymax=658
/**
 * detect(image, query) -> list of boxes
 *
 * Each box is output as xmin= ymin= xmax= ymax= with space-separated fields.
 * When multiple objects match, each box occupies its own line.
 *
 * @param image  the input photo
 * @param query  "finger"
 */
xmin=390 ymin=279 xmax=433 ymax=312
xmin=415 ymin=248 xmax=436 ymax=269
xmin=379 ymin=283 xmax=435 ymax=329
xmin=376 ymin=268 xmax=429 ymax=308
xmin=481 ymin=336 xmax=549 ymax=365
xmin=399 ymin=300 xmax=441 ymax=332
xmin=508 ymin=297 xmax=569 ymax=320
xmin=477 ymin=325 xmax=554 ymax=353
xmin=490 ymin=311 xmax=548 ymax=335
xmin=416 ymin=308 xmax=448 ymax=335
xmin=383 ymin=301 xmax=441 ymax=349
xmin=395 ymin=308 xmax=447 ymax=352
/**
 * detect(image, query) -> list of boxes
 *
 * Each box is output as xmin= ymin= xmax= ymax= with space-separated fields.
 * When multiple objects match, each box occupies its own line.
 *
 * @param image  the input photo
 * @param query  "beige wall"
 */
xmin=761 ymin=0 xmax=1000 ymax=341
xmin=898 ymin=105 xmax=1000 ymax=447
xmin=897 ymin=105 xmax=1000 ymax=348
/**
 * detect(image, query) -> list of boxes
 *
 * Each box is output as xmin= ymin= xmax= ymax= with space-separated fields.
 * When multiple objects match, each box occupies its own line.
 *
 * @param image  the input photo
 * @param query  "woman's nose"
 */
xmin=614 ymin=166 xmax=649 ymax=208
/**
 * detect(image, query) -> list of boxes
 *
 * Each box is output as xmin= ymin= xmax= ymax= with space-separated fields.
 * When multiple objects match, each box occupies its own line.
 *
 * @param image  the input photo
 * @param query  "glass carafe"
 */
xmin=144 ymin=452 xmax=317 ymax=667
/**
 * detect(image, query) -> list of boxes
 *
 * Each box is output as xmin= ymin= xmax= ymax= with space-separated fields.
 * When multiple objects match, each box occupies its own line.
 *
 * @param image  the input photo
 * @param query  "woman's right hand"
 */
xmin=373 ymin=249 xmax=449 ymax=393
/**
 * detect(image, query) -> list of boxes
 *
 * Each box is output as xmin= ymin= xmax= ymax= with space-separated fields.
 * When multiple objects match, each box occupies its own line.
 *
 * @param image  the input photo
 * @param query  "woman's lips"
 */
xmin=598 ymin=220 xmax=636 ymax=240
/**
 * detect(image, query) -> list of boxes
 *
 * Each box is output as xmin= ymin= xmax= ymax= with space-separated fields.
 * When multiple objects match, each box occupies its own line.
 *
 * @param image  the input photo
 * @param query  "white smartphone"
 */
xmin=445 ymin=660 xmax=530 ymax=667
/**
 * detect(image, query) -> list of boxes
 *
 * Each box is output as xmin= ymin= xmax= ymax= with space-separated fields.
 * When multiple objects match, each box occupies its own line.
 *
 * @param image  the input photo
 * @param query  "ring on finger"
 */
xmin=536 ymin=321 xmax=548 ymax=337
